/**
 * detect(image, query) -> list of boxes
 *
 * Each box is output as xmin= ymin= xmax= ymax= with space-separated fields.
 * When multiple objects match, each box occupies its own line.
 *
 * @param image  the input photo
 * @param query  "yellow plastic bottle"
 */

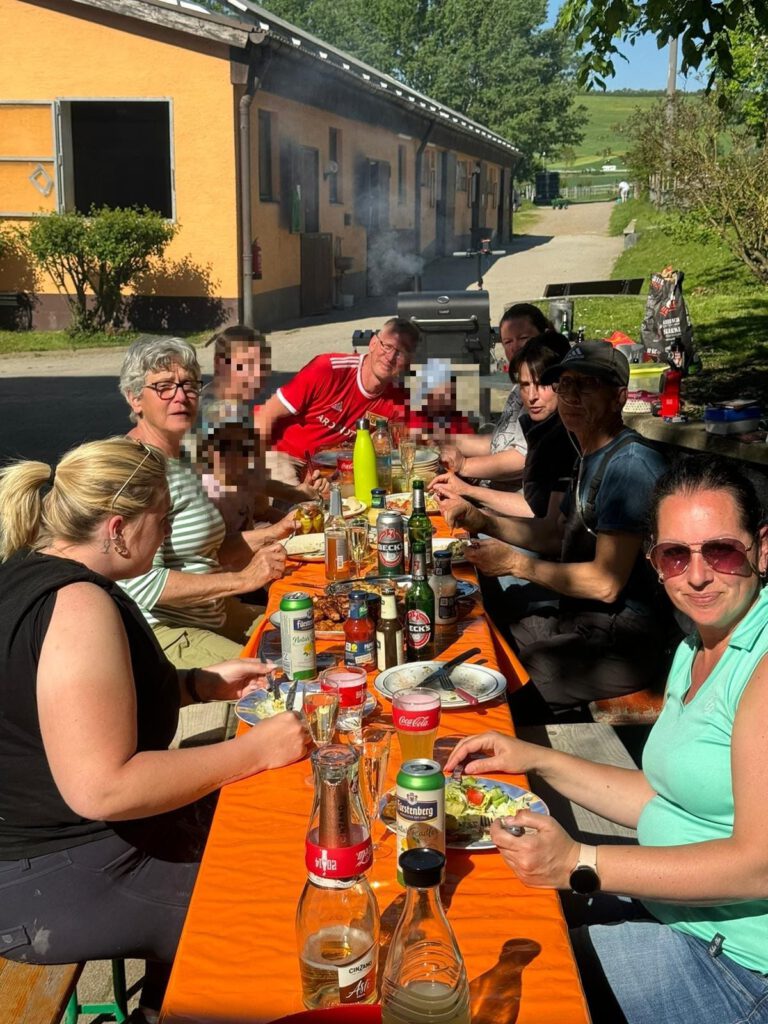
xmin=353 ymin=418 xmax=378 ymax=508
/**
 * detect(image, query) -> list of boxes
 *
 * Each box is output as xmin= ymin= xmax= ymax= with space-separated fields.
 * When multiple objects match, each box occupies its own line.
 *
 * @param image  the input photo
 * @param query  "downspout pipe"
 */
xmin=412 ymin=120 xmax=435 ymax=292
xmin=239 ymin=67 xmax=261 ymax=327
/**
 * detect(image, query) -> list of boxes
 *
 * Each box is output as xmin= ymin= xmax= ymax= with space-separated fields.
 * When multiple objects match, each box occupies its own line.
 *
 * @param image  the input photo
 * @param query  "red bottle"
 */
xmin=344 ymin=590 xmax=375 ymax=668
xmin=660 ymin=367 xmax=682 ymax=419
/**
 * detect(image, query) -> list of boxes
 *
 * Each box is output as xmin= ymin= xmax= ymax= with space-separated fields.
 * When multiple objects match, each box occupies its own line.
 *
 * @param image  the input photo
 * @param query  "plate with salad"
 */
xmin=380 ymin=776 xmax=548 ymax=850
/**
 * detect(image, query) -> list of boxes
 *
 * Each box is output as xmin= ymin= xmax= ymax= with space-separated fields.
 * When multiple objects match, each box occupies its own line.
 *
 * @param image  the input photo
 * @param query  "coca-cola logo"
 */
xmin=393 ymin=705 xmax=440 ymax=731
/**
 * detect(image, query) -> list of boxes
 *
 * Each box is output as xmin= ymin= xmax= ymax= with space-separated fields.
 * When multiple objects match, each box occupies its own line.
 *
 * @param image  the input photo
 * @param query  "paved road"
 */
xmin=0 ymin=202 xmax=621 ymax=464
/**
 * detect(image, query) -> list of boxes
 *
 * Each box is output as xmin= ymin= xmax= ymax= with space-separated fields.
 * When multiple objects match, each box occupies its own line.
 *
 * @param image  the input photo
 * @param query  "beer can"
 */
xmin=280 ymin=591 xmax=317 ymax=680
xmin=377 ymin=511 xmax=405 ymax=576
xmin=395 ymin=758 xmax=445 ymax=885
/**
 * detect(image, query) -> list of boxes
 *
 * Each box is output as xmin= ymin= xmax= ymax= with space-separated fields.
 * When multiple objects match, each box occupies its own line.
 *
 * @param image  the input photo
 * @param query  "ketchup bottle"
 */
xmin=344 ymin=590 xmax=375 ymax=668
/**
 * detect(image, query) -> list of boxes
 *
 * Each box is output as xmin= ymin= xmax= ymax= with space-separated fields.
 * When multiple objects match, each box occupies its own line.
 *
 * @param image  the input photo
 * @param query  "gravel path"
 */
xmin=0 ymin=202 xmax=621 ymax=378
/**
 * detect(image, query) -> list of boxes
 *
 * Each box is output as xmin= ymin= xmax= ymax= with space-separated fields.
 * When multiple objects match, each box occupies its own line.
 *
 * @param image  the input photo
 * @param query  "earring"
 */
xmin=101 ymin=538 xmax=111 ymax=554
xmin=113 ymin=533 xmax=129 ymax=557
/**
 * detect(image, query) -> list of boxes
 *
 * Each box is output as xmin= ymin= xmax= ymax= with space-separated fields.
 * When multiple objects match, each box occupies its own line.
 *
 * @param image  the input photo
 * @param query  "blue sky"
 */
xmin=547 ymin=1 xmax=699 ymax=92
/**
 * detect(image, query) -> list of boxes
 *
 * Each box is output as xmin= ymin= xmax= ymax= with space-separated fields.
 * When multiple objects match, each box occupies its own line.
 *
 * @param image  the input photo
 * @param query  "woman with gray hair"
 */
xmin=0 ymin=437 xmax=308 ymax=1024
xmin=118 ymin=336 xmax=290 ymax=667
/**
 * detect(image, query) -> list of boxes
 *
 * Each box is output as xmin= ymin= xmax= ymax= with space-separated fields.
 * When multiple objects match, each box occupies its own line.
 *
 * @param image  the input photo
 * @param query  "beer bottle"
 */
xmin=376 ymin=589 xmax=405 ymax=670
xmin=406 ymin=541 xmax=435 ymax=661
xmin=408 ymin=480 xmax=433 ymax=573
xmin=324 ymin=484 xmax=351 ymax=582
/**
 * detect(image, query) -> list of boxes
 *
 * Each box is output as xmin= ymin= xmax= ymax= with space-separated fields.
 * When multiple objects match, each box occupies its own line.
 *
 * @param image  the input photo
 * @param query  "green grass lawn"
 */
xmin=559 ymin=91 xmax=666 ymax=170
xmin=0 ymin=328 xmax=211 ymax=354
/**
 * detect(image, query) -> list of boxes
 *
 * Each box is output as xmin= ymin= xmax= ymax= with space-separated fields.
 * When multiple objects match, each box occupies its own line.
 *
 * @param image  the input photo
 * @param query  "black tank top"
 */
xmin=0 ymin=550 xmax=180 ymax=859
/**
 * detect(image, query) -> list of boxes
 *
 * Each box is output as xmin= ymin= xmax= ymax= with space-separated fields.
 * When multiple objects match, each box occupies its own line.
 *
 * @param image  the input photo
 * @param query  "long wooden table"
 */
xmin=160 ymin=549 xmax=590 ymax=1024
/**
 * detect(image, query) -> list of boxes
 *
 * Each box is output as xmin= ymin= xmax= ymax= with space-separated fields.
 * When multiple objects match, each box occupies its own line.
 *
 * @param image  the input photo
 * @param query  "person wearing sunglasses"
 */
xmin=436 ymin=340 xmax=674 ymax=721
xmin=118 ymin=338 xmax=288 ymax=674
xmin=0 ymin=437 xmax=310 ymax=1024
xmin=445 ymin=455 xmax=768 ymax=1024
xmin=256 ymin=318 xmax=419 ymax=488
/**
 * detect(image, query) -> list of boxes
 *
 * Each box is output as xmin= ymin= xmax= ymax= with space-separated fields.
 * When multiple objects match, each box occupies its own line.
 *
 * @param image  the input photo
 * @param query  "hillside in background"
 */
xmin=556 ymin=91 xmax=665 ymax=170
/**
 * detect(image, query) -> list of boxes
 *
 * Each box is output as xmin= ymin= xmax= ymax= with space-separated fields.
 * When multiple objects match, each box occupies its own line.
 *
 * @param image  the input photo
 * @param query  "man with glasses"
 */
xmin=437 ymin=341 xmax=675 ymax=722
xmin=258 ymin=318 xmax=419 ymax=487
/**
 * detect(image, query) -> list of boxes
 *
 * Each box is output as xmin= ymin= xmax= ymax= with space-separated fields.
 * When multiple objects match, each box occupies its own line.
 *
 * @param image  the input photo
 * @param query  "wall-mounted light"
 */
xmin=323 ymin=160 xmax=339 ymax=180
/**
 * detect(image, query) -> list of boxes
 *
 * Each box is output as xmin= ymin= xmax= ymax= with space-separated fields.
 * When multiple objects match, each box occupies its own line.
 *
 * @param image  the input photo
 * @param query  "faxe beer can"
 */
xmin=395 ymin=758 xmax=445 ymax=885
xmin=280 ymin=591 xmax=317 ymax=680
xmin=376 ymin=511 xmax=405 ymax=576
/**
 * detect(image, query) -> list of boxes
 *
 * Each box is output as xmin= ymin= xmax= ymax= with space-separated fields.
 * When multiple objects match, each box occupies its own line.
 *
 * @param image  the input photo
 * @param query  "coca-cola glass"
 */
xmin=360 ymin=725 xmax=394 ymax=859
xmin=321 ymin=664 xmax=368 ymax=746
xmin=392 ymin=688 xmax=441 ymax=764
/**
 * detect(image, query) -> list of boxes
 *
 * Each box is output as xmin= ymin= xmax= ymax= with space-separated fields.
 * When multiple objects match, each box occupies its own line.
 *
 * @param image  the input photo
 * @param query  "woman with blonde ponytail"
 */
xmin=0 ymin=437 xmax=309 ymax=1024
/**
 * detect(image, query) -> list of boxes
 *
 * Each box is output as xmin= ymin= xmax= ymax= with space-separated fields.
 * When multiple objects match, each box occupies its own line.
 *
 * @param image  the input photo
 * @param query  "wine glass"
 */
xmin=302 ymin=683 xmax=340 ymax=786
xmin=360 ymin=725 xmax=393 ymax=857
xmin=399 ymin=438 xmax=416 ymax=492
xmin=347 ymin=516 xmax=369 ymax=578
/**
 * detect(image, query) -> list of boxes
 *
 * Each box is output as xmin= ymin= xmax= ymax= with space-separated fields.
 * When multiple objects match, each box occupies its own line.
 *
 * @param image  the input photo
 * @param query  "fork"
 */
xmin=478 ymin=815 xmax=536 ymax=837
xmin=432 ymin=668 xmax=480 ymax=706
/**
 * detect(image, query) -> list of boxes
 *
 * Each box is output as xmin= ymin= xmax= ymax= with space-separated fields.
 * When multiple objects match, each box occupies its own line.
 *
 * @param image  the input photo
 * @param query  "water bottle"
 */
xmin=353 ymin=418 xmax=378 ymax=507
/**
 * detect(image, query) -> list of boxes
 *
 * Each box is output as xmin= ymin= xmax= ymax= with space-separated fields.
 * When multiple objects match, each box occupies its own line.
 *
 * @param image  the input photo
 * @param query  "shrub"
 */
xmin=25 ymin=207 xmax=177 ymax=333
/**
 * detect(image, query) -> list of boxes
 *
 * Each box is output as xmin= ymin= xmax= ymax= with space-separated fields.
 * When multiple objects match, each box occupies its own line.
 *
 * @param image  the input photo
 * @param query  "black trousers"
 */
xmin=0 ymin=795 xmax=216 ymax=1010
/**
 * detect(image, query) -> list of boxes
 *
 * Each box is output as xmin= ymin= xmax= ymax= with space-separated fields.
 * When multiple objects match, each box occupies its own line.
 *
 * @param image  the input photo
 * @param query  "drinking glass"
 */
xmin=392 ymin=688 xmax=441 ymax=764
xmin=399 ymin=439 xmax=417 ymax=491
xmin=347 ymin=516 xmax=370 ymax=578
xmin=321 ymin=665 xmax=368 ymax=746
xmin=360 ymin=725 xmax=393 ymax=857
xmin=302 ymin=681 xmax=339 ymax=786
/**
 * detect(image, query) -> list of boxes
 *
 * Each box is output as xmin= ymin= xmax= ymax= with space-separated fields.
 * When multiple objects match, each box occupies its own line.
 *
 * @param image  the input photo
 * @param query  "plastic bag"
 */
xmin=639 ymin=266 xmax=695 ymax=369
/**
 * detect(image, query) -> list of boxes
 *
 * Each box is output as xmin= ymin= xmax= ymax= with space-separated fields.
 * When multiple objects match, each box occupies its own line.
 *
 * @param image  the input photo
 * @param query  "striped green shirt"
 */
xmin=119 ymin=457 xmax=227 ymax=630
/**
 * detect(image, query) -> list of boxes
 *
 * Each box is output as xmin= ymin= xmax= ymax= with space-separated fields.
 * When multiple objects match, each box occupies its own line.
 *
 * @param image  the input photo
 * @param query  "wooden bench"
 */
xmin=623 ymin=218 xmax=639 ymax=250
xmin=589 ymin=688 xmax=664 ymax=726
xmin=543 ymin=278 xmax=644 ymax=299
xmin=0 ymin=958 xmax=82 ymax=1024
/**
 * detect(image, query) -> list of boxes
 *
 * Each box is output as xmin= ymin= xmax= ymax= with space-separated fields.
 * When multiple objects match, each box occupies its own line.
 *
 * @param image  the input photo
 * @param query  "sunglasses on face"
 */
xmin=647 ymin=537 xmax=756 ymax=580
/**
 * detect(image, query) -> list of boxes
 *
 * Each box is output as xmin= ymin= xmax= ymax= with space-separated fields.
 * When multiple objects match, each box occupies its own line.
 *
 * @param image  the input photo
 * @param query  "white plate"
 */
xmin=283 ymin=533 xmax=325 ymax=561
xmin=380 ymin=777 xmax=549 ymax=850
xmin=236 ymin=682 xmax=376 ymax=725
xmin=373 ymin=661 xmax=506 ymax=708
xmin=385 ymin=492 xmax=440 ymax=516
xmin=342 ymin=498 xmax=366 ymax=518
xmin=431 ymin=537 xmax=469 ymax=566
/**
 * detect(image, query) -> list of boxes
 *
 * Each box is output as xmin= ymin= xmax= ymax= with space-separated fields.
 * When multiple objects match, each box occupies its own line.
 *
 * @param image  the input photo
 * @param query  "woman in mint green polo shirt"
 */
xmin=445 ymin=454 xmax=768 ymax=1024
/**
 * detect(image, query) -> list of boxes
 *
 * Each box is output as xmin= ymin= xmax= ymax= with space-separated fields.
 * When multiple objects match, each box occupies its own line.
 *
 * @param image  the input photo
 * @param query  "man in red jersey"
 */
xmin=259 ymin=318 xmax=419 ymax=486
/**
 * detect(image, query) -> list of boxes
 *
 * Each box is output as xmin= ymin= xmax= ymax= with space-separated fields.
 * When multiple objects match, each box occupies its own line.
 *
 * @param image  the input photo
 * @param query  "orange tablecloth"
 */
xmin=160 ymin=555 xmax=588 ymax=1024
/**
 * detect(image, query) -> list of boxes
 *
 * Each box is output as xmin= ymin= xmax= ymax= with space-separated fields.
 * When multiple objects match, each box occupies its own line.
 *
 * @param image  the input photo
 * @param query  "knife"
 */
xmin=285 ymin=679 xmax=299 ymax=712
xmin=417 ymin=647 xmax=482 ymax=689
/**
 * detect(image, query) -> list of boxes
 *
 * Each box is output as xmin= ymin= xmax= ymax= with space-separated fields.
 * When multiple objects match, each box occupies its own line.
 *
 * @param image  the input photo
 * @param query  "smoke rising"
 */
xmin=367 ymin=231 xmax=424 ymax=296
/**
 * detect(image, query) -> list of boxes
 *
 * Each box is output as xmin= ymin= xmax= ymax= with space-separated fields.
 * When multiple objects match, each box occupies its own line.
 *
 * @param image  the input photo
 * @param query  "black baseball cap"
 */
xmin=540 ymin=341 xmax=630 ymax=388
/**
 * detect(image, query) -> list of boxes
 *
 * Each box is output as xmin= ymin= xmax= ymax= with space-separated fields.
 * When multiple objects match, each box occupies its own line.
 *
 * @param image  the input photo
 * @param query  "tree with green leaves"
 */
xmin=557 ymin=0 xmax=768 ymax=90
xmin=25 ymin=207 xmax=177 ymax=333
xmin=625 ymin=96 xmax=768 ymax=284
xmin=252 ymin=0 xmax=587 ymax=176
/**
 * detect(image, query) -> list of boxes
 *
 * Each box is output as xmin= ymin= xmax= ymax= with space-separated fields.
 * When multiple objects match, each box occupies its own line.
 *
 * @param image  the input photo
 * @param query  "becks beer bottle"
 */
xmin=406 ymin=541 xmax=435 ymax=661
xmin=408 ymin=480 xmax=433 ymax=573
xmin=297 ymin=746 xmax=380 ymax=1009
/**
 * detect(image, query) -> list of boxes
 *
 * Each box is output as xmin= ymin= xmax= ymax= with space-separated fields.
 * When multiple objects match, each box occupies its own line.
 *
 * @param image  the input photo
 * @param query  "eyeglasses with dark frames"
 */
xmin=647 ymin=537 xmax=756 ymax=581
xmin=374 ymin=332 xmax=410 ymax=364
xmin=110 ymin=441 xmax=162 ymax=511
xmin=143 ymin=380 xmax=204 ymax=400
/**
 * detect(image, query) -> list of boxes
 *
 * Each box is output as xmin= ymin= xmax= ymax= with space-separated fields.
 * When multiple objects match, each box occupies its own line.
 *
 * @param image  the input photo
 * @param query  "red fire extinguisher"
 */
xmin=251 ymin=239 xmax=263 ymax=280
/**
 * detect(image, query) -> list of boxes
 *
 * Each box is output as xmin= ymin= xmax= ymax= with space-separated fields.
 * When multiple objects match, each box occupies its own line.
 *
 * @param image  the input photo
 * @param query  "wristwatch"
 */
xmin=569 ymin=844 xmax=600 ymax=895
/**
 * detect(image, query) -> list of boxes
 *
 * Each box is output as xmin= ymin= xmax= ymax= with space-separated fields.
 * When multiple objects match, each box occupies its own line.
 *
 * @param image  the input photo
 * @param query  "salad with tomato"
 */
xmin=444 ymin=776 xmax=535 ymax=844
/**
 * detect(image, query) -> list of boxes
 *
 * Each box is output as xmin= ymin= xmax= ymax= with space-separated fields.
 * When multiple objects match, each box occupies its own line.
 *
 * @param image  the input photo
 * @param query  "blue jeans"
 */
xmin=572 ymin=920 xmax=768 ymax=1024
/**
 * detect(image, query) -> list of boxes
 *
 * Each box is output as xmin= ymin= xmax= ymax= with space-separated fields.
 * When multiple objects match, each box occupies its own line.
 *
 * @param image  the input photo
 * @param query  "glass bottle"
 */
xmin=372 ymin=418 xmax=393 ymax=492
xmin=368 ymin=486 xmax=388 ymax=528
xmin=429 ymin=550 xmax=458 ymax=647
xmin=353 ymin=417 xmax=379 ymax=507
xmin=344 ymin=590 xmax=376 ymax=669
xmin=408 ymin=480 xmax=433 ymax=573
xmin=297 ymin=745 xmax=379 ymax=1010
xmin=376 ymin=588 xmax=406 ymax=671
xmin=406 ymin=541 xmax=435 ymax=662
xmin=325 ymin=484 xmax=351 ymax=582
xmin=381 ymin=848 xmax=470 ymax=1024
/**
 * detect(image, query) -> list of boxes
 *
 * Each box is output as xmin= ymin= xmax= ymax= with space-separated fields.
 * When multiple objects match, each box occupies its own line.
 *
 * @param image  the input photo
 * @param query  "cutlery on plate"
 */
xmin=432 ymin=669 xmax=480 ymax=706
xmin=416 ymin=647 xmax=482 ymax=690
xmin=485 ymin=816 xmax=537 ymax=837
xmin=285 ymin=680 xmax=299 ymax=712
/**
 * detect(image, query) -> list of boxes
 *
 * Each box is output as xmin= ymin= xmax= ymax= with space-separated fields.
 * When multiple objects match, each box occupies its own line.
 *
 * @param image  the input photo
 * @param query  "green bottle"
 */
xmin=405 ymin=541 xmax=435 ymax=662
xmin=408 ymin=480 xmax=433 ymax=573
xmin=353 ymin=417 xmax=379 ymax=508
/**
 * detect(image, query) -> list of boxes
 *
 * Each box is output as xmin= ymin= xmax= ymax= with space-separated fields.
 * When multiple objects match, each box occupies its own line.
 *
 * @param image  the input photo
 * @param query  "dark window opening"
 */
xmin=329 ymin=127 xmax=342 ymax=203
xmin=259 ymin=110 xmax=275 ymax=201
xmin=397 ymin=145 xmax=406 ymax=205
xmin=69 ymin=101 xmax=172 ymax=216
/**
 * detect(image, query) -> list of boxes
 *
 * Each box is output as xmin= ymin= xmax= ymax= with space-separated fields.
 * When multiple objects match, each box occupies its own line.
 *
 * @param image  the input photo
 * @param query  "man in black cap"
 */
xmin=436 ymin=341 xmax=674 ymax=722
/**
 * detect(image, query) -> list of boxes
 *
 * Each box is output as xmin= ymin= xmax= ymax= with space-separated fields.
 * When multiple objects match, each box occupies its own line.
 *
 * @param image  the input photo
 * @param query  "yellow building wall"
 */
xmin=0 ymin=0 xmax=238 ymax=298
